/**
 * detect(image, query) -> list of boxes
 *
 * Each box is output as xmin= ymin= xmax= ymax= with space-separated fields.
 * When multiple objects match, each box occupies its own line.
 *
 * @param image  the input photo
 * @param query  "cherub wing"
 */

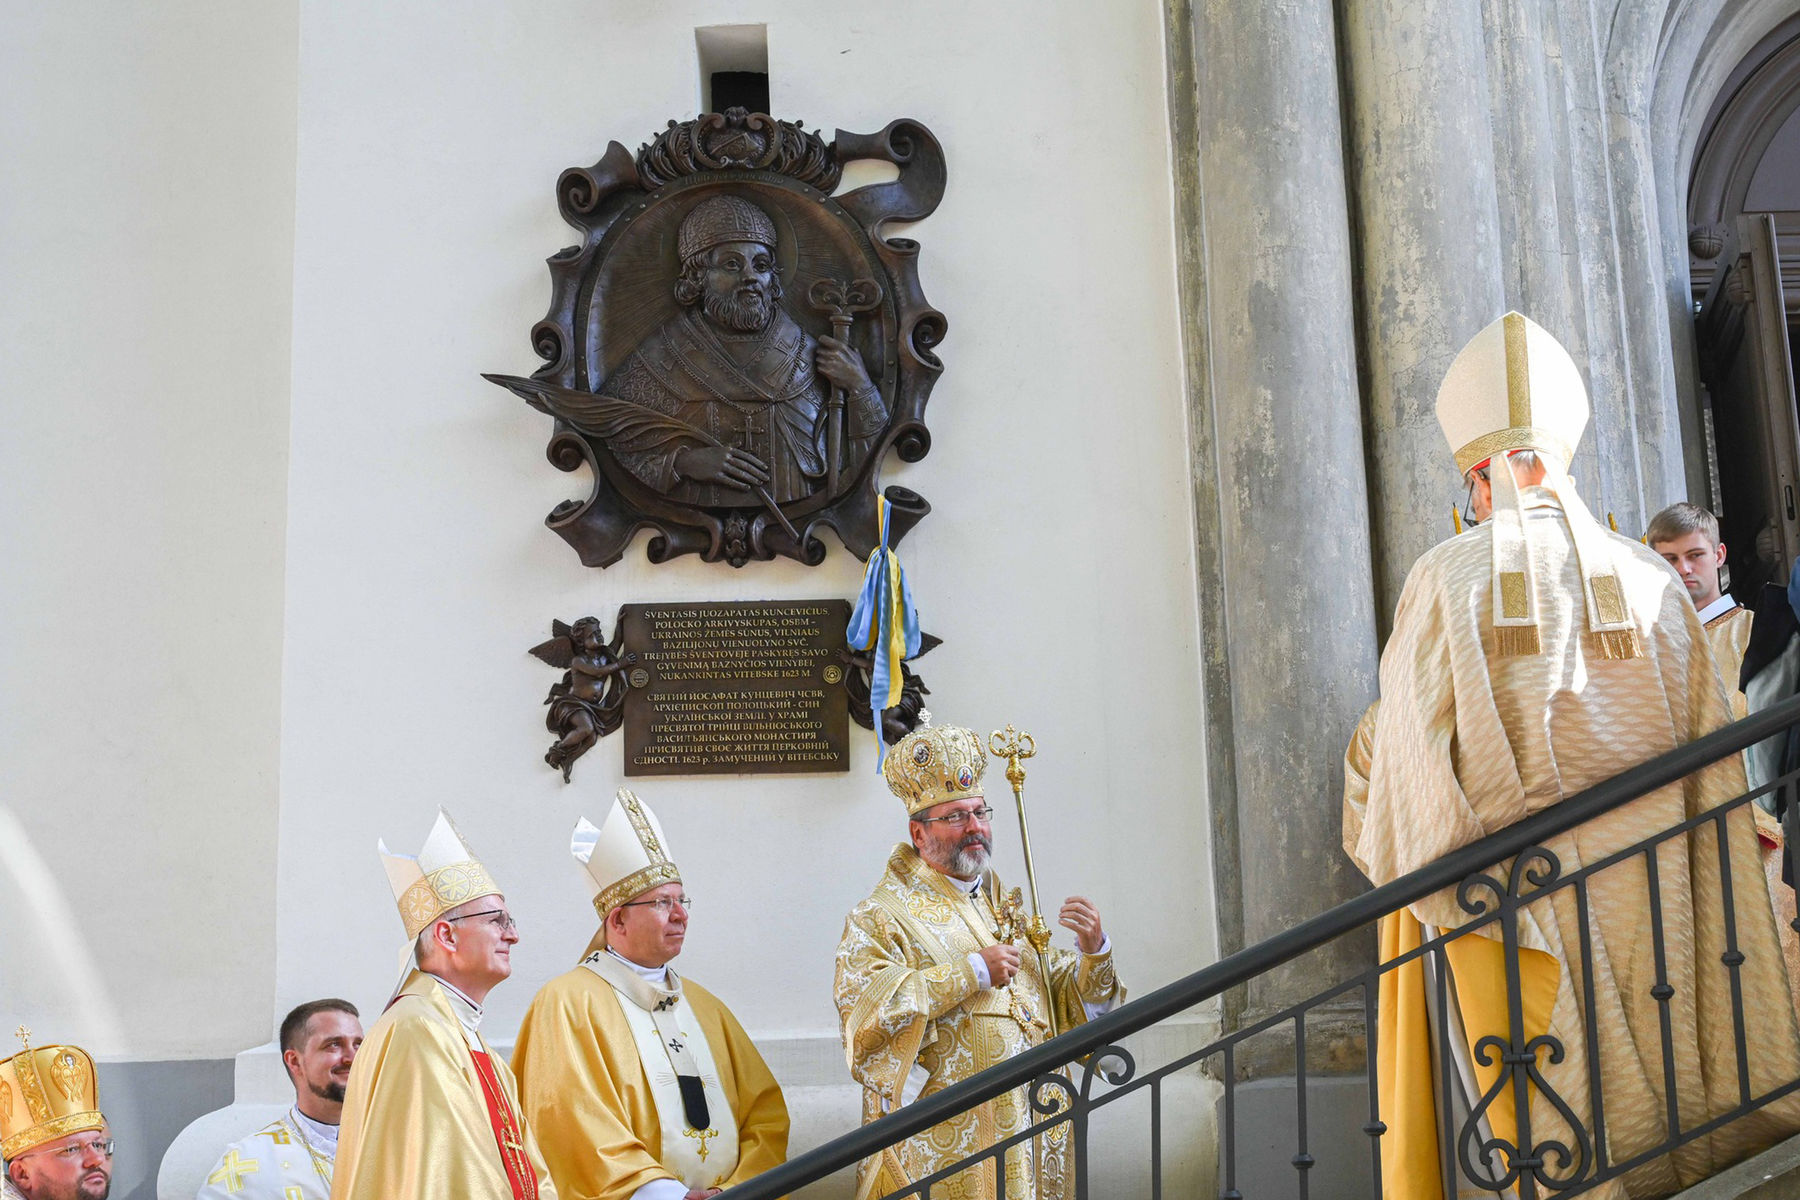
xmin=529 ymin=635 xmax=576 ymax=670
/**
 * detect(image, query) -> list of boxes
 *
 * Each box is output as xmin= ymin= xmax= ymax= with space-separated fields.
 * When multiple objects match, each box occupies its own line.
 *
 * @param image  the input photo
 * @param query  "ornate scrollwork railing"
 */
xmin=721 ymin=693 xmax=1800 ymax=1200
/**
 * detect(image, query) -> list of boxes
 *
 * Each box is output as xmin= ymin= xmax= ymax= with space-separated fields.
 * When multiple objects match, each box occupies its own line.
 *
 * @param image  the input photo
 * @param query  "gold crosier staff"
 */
xmin=989 ymin=724 xmax=1061 ymax=1040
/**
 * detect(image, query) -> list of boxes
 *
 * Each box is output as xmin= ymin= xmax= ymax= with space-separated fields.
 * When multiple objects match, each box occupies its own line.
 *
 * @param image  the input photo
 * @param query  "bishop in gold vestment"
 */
xmin=835 ymin=723 xmax=1124 ymax=1200
xmin=514 ymin=793 xmax=789 ymax=1200
xmin=1347 ymin=314 xmax=1800 ymax=1200
xmin=332 ymin=811 xmax=558 ymax=1200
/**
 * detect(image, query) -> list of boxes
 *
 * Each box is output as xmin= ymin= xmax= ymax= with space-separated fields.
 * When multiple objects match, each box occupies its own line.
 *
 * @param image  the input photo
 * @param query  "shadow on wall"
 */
xmin=0 ymin=808 xmax=234 ymax=1200
xmin=0 ymin=806 xmax=126 ymax=1048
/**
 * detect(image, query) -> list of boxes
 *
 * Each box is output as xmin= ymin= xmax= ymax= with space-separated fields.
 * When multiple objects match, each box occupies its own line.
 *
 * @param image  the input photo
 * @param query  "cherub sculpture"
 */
xmin=529 ymin=616 xmax=635 ymax=781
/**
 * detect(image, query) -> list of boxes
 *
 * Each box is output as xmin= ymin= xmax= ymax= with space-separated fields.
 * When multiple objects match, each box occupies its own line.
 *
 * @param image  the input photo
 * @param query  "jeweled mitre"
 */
xmin=884 ymin=722 xmax=988 ymax=816
xmin=378 ymin=809 xmax=502 ymax=939
xmin=573 ymin=789 xmax=682 ymax=919
xmin=0 ymin=1031 xmax=105 ymax=1160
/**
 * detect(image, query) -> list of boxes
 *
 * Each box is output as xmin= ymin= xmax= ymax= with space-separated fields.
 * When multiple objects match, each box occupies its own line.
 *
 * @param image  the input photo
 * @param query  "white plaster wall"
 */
xmin=270 ymin=0 xmax=1210 ymax=1053
xmin=0 ymin=2 xmax=298 ymax=1059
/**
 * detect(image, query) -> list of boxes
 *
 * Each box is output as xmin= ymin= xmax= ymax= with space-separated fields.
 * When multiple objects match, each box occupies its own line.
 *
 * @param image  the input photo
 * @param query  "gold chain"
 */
xmin=285 ymin=1111 xmax=334 ymax=1191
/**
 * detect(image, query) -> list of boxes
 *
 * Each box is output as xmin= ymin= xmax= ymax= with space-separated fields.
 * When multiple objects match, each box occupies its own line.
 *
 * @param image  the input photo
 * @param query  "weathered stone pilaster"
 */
xmin=1342 ymin=0 xmax=1508 ymax=629
xmin=1167 ymin=0 xmax=1381 ymax=1061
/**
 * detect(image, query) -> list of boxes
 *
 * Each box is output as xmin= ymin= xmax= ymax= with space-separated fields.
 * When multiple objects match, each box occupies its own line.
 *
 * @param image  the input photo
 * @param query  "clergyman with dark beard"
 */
xmin=599 ymin=193 xmax=888 ymax=506
xmin=195 ymin=999 xmax=363 ymax=1200
xmin=832 ymin=722 xmax=1125 ymax=1200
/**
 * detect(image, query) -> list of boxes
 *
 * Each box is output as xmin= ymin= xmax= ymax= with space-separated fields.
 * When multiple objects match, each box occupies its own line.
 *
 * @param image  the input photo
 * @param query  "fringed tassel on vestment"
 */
xmin=1589 ymin=628 xmax=1644 ymax=660
xmin=1494 ymin=625 xmax=1543 ymax=657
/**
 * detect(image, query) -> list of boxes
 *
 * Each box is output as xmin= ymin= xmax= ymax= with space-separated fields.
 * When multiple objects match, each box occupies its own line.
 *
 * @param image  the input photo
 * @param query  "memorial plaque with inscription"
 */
xmin=620 ymin=600 xmax=852 ymax=775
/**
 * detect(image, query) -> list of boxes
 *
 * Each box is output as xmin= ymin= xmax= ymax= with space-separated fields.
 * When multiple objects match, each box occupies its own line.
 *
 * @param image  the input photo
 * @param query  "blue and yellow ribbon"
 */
xmin=847 ymin=494 xmax=922 ymax=769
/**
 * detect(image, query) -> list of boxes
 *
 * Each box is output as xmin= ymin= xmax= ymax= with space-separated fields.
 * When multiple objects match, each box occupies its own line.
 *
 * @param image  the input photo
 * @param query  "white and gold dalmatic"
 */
xmin=196 ymin=1111 xmax=336 ymax=1200
xmin=1344 ymin=313 xmax=1800 ymax=1200
xmin=513 ymin=790 xmax=789 ymax=1200
xmin=332 ymin=810 xmax=557 ymax=1200
xmin=835 ymin=724 xmax=1124 ymax=1200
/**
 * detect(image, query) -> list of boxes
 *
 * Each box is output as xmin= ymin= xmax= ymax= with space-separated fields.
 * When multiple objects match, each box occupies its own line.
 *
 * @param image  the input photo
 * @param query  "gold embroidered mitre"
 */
xmin=378 ymin=810 xmax=503 ymax=939
xmin=1435 ymin=312 xmax=1641 ymax=659
xmin=0 ymin=1030 xmax=104 ymax=1161
xmin=884 ymin=722 xmax=988 ymax=815
xmin=573 ymin=789 xmax=682 ymax=920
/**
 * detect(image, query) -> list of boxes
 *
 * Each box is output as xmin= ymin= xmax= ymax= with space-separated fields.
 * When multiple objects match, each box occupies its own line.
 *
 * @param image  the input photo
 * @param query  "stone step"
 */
xmin=1669 ymin=1132 xmax=1800 ymax=1200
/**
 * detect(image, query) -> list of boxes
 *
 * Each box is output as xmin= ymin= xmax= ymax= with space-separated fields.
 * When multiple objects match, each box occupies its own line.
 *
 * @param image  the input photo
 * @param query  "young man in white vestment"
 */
xmin=1343 ymin=312 xmax=1800 ymax=1200
xmin=834 ymin=721 xmax=1125 ymax=1200
xmin=1649 ymin=502 xmax=1751 ymax=720
xmin=195 ymin=999 xmax=363 ymax=1200
xmin=2 ymin=1033 xmax=113 ymax=1200
xmin=331 ymin=810 xmax=558 ymax=1200
xmin=513 ymin=789 xmax=789 ymax=1200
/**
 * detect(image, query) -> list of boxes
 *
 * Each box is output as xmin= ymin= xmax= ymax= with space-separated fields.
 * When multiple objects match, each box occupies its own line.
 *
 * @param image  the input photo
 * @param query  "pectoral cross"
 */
xmin=683 ymin=1126 xmax=718 ymax=1162
xmin=207 ymin=1149 xmax=260 ymax=1191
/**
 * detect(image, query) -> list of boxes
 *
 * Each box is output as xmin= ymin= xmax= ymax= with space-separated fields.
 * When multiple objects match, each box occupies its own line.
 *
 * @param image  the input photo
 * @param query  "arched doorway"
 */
xmin=1692 ymin=15 xmax=1800 ymax=597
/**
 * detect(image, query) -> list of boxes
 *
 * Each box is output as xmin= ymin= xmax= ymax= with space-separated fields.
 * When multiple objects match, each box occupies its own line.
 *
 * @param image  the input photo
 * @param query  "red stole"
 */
xmin=470 ymin=1048 xmax=539 ymax=1200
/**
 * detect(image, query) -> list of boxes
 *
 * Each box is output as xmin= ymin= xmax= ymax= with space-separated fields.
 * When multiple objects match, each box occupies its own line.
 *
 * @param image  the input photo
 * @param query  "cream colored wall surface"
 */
xmin=0 ymin=2 xmax=298 ymax=1057
xmin=273 ymin=0 xmax=1209 ymax=1044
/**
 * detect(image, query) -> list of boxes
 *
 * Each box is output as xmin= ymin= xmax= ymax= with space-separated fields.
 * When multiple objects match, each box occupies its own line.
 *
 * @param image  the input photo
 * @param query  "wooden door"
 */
xmin=1698 ymin=212 xmax=1800 ymax=596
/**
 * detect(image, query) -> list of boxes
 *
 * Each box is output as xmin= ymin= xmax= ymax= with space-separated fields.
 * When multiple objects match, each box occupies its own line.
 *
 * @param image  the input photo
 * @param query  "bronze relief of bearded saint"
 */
xmin=598 ymin=195 xmax=888 ymax=507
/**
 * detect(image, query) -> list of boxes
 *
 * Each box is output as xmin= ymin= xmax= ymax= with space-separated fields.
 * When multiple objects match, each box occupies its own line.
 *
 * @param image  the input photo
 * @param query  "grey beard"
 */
xmin=948 ymin=833 xmax=992 ymax=878
xmin=310 ymin=1079 xmax=347 ymax=1104
xmin=704 ymin=289 xmax=774 ymax=332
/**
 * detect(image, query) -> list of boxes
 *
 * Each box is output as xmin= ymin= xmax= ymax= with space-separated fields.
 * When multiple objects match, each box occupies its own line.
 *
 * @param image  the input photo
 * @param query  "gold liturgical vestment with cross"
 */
xmin=330 ymin=972 xmax=558 ymax=1200
xmin=1345 ymin=491 xmax=1800 ymax=1199
xmin=512 ymin=957 xmax=789 ymax=1200
xmin=835 ymin=844 xmax=1123 ymax=1200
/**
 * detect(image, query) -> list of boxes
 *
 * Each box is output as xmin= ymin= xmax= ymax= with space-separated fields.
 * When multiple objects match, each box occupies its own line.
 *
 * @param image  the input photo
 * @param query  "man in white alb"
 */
xmin=196 ymin=1000 xmax=363 ymax=1199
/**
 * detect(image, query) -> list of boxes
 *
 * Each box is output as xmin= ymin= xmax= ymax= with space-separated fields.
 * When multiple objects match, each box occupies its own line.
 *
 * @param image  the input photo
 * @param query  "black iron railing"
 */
xmin=723 ymin=692 xmax=1800 ymax=1200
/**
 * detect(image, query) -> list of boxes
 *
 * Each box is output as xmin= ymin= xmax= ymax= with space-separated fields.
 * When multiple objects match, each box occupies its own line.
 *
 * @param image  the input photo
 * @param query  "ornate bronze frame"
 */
xmin=489 ymin=110 xmax=946 ymax=567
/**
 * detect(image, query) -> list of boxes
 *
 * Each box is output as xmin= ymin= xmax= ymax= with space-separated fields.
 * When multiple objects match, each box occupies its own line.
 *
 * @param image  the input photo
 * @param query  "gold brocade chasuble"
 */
xmin=513 ymin=959 xmax=789 ymax=1200
xmin=1345 ymin=491 xmax=1800 ymax=1200
xmin=1705 ymin=605 xmax=1754 ymax=723
xmin=330 ymin=972 xmax=557 ymax=1200
xmin=834 ymin=844 xmax=1123 ymax=1200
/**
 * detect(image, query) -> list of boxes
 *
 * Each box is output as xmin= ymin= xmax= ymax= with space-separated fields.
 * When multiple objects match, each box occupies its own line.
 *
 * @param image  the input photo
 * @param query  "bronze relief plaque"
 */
xmin=487 ymin=109 xmax=946 ymax=568
xmin=619 ymin=599 xmax=852 ymax=775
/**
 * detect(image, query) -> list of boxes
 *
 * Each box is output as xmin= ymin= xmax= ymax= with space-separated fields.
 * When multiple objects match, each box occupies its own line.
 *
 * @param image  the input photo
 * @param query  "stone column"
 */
xmin=1342 ymin=0 xmax=1508 ymax=628
xmin=1166 ymin=0 xmax=1380 ymax=1063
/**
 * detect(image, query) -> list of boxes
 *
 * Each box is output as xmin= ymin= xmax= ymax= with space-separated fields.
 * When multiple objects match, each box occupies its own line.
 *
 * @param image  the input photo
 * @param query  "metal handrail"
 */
xmin=721 ymin=690 xmax=1800 ymax=1200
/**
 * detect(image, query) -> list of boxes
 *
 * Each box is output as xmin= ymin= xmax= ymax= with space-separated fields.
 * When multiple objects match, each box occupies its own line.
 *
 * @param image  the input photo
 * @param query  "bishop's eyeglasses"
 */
xmin=18 ymin=1137 xmax=115 ymax=1163
xmin=620 ymin=894 xmax=694 ymax=914
xmin=445 ymin=909 xmax=517 ymax=933
xmin=914 ymin=806 xmax=995 ymax=828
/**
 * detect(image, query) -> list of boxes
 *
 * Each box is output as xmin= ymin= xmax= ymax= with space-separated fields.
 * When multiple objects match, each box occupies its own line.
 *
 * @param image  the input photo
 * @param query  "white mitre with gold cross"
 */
xmin=379 ymin=809 xmax=502 ymax=940
xmin=572 ymin=789 xmax=682 ymax=925
xmin=1435 ymin=311 xmax=1641 ymax=659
